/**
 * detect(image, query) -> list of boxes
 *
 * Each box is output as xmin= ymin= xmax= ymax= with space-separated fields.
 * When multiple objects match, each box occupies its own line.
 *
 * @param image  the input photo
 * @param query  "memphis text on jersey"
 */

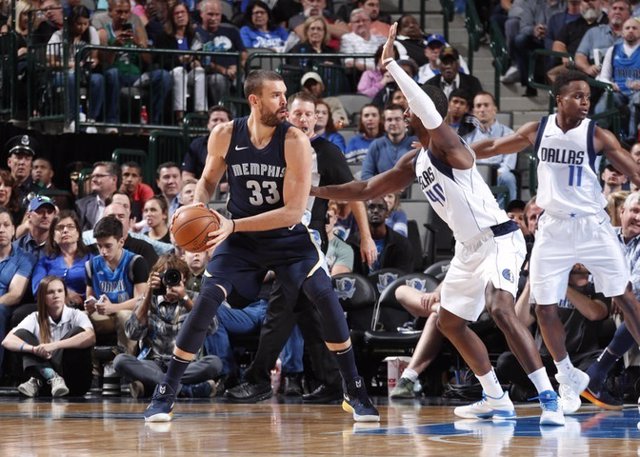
xmin=230 ymin=163 xmax=286 ymax=178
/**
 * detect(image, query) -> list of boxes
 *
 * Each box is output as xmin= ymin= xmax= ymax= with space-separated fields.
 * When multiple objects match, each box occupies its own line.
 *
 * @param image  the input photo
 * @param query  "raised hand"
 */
xmin=381 ymin=22 xmax=398 ymax=67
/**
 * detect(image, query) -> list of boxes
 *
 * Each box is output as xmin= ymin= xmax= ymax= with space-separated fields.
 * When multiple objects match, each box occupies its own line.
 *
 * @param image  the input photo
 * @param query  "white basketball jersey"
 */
xmin=534 ymin=114 xmax=606 ymax=216
xmin=415 ymin=142 xmax=509 ymax=243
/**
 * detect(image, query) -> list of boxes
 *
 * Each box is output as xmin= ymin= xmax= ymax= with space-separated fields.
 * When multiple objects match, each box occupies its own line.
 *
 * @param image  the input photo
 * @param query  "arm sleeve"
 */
xmin=386 ymin=60 xmax=443 ymax=129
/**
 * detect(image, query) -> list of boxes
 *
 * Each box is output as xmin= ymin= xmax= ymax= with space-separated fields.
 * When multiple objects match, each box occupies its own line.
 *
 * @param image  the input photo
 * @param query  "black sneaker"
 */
xmin=342 ymin=376 xmax=380 ymax=422
xmin=144 ymin=383 xmax=176 ymax=422
xmin=282 ymin=375 xmax=303 ymax=397
xmin=581 ymin=387 xmax=624 ymax=411
xmin=224 ymin=382 xmax=273 ymax=403
xmin=302 ymin=384 xmax=343 ymax=403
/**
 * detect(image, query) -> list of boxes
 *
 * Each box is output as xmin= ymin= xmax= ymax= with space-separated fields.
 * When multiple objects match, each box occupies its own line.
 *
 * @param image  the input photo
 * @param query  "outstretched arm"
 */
xmin=313 ymin=150 xmax=417 ymax=201
xmin=598 ymin=126 xmax=640 ymax=188
xmin=472 ymin=121 xmax=538 ymax=159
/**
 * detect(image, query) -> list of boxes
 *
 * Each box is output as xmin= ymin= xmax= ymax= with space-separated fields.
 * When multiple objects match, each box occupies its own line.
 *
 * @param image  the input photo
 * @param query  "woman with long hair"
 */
xmin=47 ymin=5 xmax=104 ymax=127
xmin=143 ymin=196 xmax=171 ymax=243
xmin=155 ymin=1 xmax=206 ymax=124
xmin=240 ymin=0 xmax=289 ymax=51
xmin=345 ymin=104 xmax=383 ymax=163
xmin=0 ymin=170 xmax=24 ymax=226
xmin=31 ymin=210 xmax=93 ymax=307
xmin=383 ymin=192 xmax=408 ymax=237
xmin=2 ymin=275 xmax=95 ymax=397
xmin=315 ymin=99 xmax=346 ymax=152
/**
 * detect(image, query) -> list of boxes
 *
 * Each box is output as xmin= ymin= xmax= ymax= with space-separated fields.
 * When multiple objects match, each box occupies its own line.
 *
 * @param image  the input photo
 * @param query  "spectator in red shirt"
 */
xmin=119 ymin=162 xmax=153 ymax=222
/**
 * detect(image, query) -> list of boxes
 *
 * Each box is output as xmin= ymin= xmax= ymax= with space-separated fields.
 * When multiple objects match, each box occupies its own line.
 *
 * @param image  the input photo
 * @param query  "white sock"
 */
xmin=401 ymin=368 xmax=419 ymax=383
xmin=476 ymin=368 xmax=504 ymax=399
xmin=554 ymin=355 xmax=574 ymax=378
xmin=528 ymin=367 xmax=554 ymax=394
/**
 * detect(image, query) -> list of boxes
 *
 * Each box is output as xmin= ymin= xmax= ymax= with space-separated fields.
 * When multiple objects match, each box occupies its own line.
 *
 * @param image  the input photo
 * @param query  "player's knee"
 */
xmin=534 ymin=304 xmax=556 ymax=321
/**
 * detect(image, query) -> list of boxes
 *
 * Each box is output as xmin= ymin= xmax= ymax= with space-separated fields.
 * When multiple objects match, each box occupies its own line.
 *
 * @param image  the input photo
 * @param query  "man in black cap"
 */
xmin=601 ymin=162 xmax=628 ymax=197
xmin=4 ymin=135 xmax=37 ymax=206
xmin=425 ymin=46 xmax=483 ymax=101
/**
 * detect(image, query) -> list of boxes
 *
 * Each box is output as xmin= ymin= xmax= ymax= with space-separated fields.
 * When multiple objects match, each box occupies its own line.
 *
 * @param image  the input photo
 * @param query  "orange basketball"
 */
xmin=170 ymin=205 xmax=220 ymax=253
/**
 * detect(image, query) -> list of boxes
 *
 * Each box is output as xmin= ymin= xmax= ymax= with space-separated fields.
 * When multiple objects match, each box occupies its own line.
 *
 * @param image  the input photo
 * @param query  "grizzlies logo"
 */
xmin=405 ymin=278 xmax=427 ymax=292
xmin=377 ymin=272 xmax=399 ymax=294
xmin=502 ymin=268 xmax=514 ymax=283
xmin=334 ymin=277 xmax=356 ymax=300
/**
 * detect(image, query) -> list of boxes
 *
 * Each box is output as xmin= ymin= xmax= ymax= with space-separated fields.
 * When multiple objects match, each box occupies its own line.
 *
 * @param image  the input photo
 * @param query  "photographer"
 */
xmin=113 ymin=253 xmax=222 ymax=398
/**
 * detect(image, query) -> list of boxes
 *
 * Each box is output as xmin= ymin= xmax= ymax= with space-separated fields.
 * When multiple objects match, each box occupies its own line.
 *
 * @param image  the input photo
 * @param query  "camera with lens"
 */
xmin=153 ymin=268 xmax=182 ymax=295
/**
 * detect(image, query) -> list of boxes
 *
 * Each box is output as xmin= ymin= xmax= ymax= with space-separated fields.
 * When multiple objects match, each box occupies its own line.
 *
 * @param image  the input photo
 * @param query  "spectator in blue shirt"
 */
xmin=315 ymin=99 xmax=346 ymax=151
xmin=0 ymin=207 xmax=37 ymax=375
xmin=240 ymin=0 xmax=289 ymax=51
xmin=361 ymin=103 xmax=416 ymax=179
xmin=345 ymin=104 xmax=383 ymax=164
xmin=13 ymin=195 xmax=57 ymax=262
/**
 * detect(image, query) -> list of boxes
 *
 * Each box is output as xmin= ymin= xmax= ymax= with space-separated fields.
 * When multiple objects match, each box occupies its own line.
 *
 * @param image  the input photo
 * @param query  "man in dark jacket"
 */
xmin=425 ymin=47 xmax=483 ymax=102
xmin=349 ymin=196 xmax=414 ymax=275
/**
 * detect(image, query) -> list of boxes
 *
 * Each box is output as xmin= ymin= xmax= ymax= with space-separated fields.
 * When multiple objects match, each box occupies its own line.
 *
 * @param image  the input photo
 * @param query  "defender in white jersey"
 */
xmin=473 ymin=70 xmax=640 ymax=414
xmin=313 ymin=23 xmax=565 ymax=426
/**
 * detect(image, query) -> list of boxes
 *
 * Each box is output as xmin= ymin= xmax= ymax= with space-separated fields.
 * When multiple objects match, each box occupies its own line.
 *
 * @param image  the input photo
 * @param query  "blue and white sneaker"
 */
xmin=453 ymin=391 xmax=516 ymax=420
xmin=537 ymin=390 xmax=565 ymax=426
xmin=144 ymin=383 xmax=176 ymax=422
xmin=342 ymin=376 xmax=380 ymax=422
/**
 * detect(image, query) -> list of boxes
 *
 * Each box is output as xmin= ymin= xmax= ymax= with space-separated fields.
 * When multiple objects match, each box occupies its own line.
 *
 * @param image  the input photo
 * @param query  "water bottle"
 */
xmin=140 ymin=105 xmax=148 ymax=125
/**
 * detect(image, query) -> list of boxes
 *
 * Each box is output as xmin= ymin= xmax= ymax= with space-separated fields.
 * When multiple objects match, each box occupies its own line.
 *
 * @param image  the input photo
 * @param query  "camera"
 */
xmin=153 ymin=268 xmax=182 ymax=296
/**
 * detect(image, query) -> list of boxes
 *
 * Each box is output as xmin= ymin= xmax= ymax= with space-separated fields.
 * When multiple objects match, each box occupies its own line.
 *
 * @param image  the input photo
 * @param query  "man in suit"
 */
xmin=75 ymin=161 xmax=120 ymax=231
xmin=425 ymin=46 xmax=483 ymax=101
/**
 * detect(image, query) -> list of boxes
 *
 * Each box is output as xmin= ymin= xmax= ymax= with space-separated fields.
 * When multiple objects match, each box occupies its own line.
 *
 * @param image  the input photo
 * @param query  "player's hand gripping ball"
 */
xmin=170 ymin=205 xmax=220 ymax=252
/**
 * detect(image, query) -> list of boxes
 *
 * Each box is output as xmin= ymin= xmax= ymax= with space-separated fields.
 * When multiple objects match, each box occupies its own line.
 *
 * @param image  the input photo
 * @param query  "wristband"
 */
xmin=231 ymin=219 xmax=236 ymax=233
xmin=19 ymin=343 xmax=25 ymax=352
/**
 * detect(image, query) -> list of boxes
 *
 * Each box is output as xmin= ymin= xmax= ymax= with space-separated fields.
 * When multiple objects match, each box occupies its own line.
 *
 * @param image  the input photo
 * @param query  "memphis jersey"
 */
xmin=415 ymin=140 xmax=508 ymax=243
xmin=534 ymin=114 xmax=605 ymax=216
xmin=226 ymin=117 xmax=291 ymax=219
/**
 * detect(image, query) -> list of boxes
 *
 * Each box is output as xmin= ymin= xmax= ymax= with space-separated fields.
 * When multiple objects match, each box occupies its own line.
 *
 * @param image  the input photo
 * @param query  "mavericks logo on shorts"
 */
xmin=502 ymin=269 xmax=515 ymax=283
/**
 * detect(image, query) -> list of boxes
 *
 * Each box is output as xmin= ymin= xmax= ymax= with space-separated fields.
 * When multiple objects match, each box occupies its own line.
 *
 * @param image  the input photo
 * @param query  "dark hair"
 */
xmin=94 ymin=214 xmax=124 ymax=240
xmin=0 ymin=206 xmax=14 ymax=226
xmin=244 ymin=70 xmax=283 ymax=97
xmin=553 ymin=70 xmax=589 ymax=97
xmin=421 ymin=84 xmax=449 ymax=119
xmin=208 ymin=105 xmax=232 ymax=120
xmin=357 ymin=104 xmax=383 ymax=137
xmin=288 ymin=91 xmax=316 ymax=108
xmin=151 ymin=253 xmax=191 ymax=282
xmin=36 ymin=276 xmax=68 ymax=344
xmin=156 ymin=161 xmax=181 ymax=179
xmin=448 ymin=88 xmax=470 ymax=105
xmin=165 ymin=1 xmax=196 ymax=42
xmin=0 ymin=170 xmax=20 ymax=215
xmin=316 ymin=99 xmax=338 ymax=134
xmin=244 ymin=0 xmax=275 ymax=31
xmin=46 ymin=209 xmax=88 ymax=257
xmin=383 ymin=103 xmax=405 ymax=116
xmin=144 ymin=195 xmax=169 ymax=224
xmin=122 ymin=161 xmax=143 ymax=174
xmin=68 ymin=5 xmax=91 ymax=42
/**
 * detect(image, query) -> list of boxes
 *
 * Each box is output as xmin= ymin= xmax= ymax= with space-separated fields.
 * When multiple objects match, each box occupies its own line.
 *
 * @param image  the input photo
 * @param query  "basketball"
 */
xmin=170 ymin=205 xmax=219 ymax=252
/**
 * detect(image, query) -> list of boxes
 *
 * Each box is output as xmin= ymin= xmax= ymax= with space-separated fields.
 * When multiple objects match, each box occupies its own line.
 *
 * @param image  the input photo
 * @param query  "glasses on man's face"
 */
xmin=55 ymin=223 xmax=76 ymax=232
xmin=91 ymin=173 xmax=111 ymax=180
xmin=252 ymin=10 xmax=267 ymax=15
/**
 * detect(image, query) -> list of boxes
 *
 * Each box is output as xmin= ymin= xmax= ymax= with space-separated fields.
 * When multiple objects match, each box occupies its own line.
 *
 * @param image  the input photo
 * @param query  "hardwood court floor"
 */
xmin=0 ymin=395 xmax=639 ymax=456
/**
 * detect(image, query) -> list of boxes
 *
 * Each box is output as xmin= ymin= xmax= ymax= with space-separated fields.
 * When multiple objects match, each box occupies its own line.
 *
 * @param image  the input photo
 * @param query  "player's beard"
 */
xmin=261 ymin=107 xmax=286 ymax=127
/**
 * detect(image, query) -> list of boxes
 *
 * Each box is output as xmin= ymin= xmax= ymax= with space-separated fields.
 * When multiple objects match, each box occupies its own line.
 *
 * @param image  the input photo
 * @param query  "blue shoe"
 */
xmin=342 ymin=376 xmax=380 ymax=422
xmin=144 ymin=383 xmax=176 ymax=422
xmin=537 ymin=390 xmax=565 ymax=426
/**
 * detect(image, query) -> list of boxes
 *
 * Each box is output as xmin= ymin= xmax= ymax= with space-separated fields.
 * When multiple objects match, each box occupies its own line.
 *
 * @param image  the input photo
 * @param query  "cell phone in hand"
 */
xmin=121 ymin=22 xmax=133 ymax=32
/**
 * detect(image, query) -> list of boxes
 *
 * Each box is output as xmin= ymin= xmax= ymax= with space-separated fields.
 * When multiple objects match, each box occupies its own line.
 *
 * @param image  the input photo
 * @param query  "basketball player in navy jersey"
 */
xmin=144 ymin=70 xmax=379 ymax=422
xmin=313 ymin=23 xmax=564 ymax=426
xmin=473 ymin=70 xmax=640 ymax=414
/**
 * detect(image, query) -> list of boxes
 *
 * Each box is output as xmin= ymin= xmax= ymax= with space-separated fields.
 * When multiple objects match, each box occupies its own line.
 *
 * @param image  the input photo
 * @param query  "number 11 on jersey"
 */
xmin=568 ymin=164 xmax=583 ymax=187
